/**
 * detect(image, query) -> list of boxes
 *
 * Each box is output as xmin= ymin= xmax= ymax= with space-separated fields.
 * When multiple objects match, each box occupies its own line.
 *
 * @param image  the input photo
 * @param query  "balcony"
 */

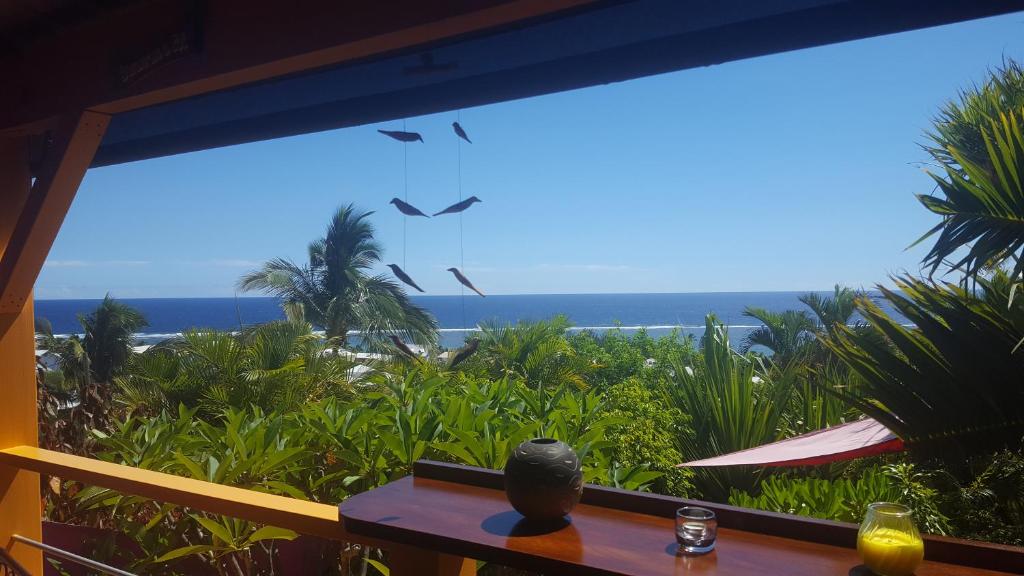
xmin=4 ymin=1 xmax=1024 ymax=574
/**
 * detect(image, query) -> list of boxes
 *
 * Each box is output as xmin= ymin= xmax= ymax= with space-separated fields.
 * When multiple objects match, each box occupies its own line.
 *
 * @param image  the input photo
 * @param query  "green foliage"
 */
xmin=729 ymin=464 xmax=949 ymax=534
xmin=115 ymin=320 xmax=360 ymax=418
xmin=916 ymin=60 xmax=1024 ymax=280
xmin=740 ymin=307 xmax=816 ymax=365
xmin=238 ymin=204 xmax=437 ymax=347
xmin=934 ymin=447 xmax=1024 ymax=546
xmin=602 ymin=377 xmax=694 ymax=496
xmin=822 ymin=274 xmax=1024 ymax=459
xmin=568 ymin=327 xmax=696 ymax=389
xmin=730 ymin=467 xmax=901 ymax=523
xmin=663 ymin=315 xmax=792 ymax=500
xmin=883 ymin=462 xmax=951 ymax=535
xmin=472 ymin=315 xmax=595 ymax=390
xmin=78 ymin=369 xmax=654 ymax=573
xmin=35 ymin=295 xmax=148 ymax=455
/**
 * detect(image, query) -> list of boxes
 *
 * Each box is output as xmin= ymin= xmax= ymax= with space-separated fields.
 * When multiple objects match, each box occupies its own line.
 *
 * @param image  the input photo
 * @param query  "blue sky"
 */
xmin=36 ymin=13 xmax=1024 ymax=299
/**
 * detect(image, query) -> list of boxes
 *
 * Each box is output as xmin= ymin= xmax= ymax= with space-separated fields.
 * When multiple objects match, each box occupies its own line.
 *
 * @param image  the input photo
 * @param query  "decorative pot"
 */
xmin=504 ymin=438 xmax=583 ymax=521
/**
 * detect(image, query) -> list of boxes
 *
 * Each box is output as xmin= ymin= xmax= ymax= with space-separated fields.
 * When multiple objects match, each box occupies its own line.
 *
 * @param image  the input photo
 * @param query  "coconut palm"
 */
xmin=79 ymin=294 xmax=148 ymax=384
xmin=238 ymin=204 xmax=437 ymax=348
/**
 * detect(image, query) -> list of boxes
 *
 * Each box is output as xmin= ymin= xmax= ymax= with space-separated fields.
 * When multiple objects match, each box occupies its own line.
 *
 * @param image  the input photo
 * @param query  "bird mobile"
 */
xmin=387 ymin=263 xmax=424 ymax=293
xmin=378 ymin=129 xmax=423 ymax=142
xmin=389 ymin=198 xmax=430 ymax=217
xmin=380 ymin=121 xmax=487 ymax=304
xmin=453 ymin=121 xmax=472 ymax=144
xmin=447 ymin=267 xmax=485 ymax=298
xmin=433 ymin=196 xmax=481 ymax=217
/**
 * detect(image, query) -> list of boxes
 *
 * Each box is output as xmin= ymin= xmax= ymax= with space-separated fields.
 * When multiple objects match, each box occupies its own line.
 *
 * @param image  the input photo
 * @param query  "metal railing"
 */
xmin=11 ymin=535 xmax=135 ymax=576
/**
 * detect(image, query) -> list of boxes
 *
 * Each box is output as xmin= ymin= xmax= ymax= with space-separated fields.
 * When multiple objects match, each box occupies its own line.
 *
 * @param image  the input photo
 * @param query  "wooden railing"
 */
xmin=0 ymin=446 xmax=475 ymax=575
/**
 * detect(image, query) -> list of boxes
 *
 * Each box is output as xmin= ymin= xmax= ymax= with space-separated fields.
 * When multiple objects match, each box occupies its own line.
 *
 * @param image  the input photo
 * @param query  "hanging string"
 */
xmin=403 ymin=119 xmax=408 ymax=270
xmin=457 ymin=111 xmax=467 ymax=330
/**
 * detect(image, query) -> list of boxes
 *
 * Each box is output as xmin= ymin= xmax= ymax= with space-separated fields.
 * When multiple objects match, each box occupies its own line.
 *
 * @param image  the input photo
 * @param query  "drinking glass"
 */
xmin=675 ymin=506 xmax=717 ymax=554
xmin=857 ymin=502 xmax=924 ymax=576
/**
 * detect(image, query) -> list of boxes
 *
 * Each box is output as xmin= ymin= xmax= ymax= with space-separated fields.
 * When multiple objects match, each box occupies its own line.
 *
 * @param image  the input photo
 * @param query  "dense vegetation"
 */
xmin=33 ymin=60 xmax=1024 ymax=574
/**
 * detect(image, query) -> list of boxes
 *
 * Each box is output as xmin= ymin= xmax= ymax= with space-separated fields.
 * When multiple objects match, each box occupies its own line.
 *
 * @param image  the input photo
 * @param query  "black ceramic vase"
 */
xmin=504 ymin=438 xmax=583 ymax=522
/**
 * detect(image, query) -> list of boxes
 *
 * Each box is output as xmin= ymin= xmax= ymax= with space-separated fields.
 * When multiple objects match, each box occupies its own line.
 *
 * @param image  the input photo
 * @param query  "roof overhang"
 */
xmin=3 ymin=0 xmax=1022 ymax=167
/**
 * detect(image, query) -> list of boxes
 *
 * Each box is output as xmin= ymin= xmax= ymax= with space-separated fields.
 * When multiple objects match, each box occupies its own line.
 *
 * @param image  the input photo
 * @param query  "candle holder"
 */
xmin=857 ymin=502 xmax=924 ymax=576
xmin=675 ymin=506 xmax=717 ymax=554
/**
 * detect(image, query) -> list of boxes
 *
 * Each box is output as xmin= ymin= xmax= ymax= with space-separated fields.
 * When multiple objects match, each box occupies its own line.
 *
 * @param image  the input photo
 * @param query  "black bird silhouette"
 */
xmin=387 ymin=264 xmax=425 ymax=293
xmin=447 ymin=267 xmax=485 ymax=297
xmin=433 ymin=196 xmax=481 ymax=216
xmin=378 ymin=129 xmax=423 ymax=143
xmin=389 ymin=335 xmax=419 ymax=359
xmin=447 ymin=339 xmax=479 ymax=369
xmin=389 ymin=198 xmax=429 ymax=218
xmin=452 ymin=122 xmax=472 ymax=144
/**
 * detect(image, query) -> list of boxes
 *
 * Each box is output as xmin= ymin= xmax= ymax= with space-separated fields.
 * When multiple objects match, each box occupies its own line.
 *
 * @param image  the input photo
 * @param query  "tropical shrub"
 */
xmin=568 ymin=327 xmax=696 ymax=389
xmin=36 ymin=296 xmax=148 ymax=455
xmin=662 ymin=315 xmax=792 ymax=500
xmin=822 ymin=273 xmax=1024 ymax=461
xmin=729 ymin=464 xmax=949 ymax=533
xmin=471 ymin=315 xmax=595 ymax=391
xmin=115 ymin=321 xmax=361 ymax=418
xmin=602 ymin=377 xmax=693 ymax=496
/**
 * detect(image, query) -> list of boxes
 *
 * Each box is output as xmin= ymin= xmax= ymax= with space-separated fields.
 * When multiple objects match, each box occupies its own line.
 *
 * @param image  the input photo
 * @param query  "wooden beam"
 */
xmin=0 ymin=0 xmax=598 ymax=131
xmin=0 ymin=110 xmax=108 ymax=314
xmin=388 ymin=543 xmax=476 ymax=576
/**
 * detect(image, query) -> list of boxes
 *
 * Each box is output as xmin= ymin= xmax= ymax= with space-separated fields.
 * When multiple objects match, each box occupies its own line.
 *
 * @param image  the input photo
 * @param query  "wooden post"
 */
xmin=0 ymin=135 xmax=42 ymax=572
xmin=0 ymin=111 xmax=106 ymax=570
xmin=388 ymin=544 xmax=476 ymax=576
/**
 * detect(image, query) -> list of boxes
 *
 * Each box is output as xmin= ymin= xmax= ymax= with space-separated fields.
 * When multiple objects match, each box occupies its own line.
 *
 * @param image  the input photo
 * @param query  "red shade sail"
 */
xmin=678 ymin=418 xmax=904 ymax=468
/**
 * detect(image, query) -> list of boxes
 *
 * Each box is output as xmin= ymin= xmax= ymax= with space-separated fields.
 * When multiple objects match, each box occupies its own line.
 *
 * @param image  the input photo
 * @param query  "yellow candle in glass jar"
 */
xmin=857 ymin=527 xmax=924 ymax=576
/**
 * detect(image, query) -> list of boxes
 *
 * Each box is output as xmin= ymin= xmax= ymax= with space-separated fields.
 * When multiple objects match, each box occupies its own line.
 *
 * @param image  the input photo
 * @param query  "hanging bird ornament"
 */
xmin=434 ymin=196 xmax=481 ymax=217
xmin=447 ymin=267 xmax=485 ymax=297
xmin=387 ymin=264 xmax=425 ymax=293
xmin=389 ymin=335 xmax=420 ymax=359
xmin=378 ymin=129 xmax=424 ymax=143
xmin=389 ymin=198 xmax=430 ymax=218
xmin=447 ymin=338 xmax=479 ymax=369
xmin=452 ymin=122 xmax=472 ymax=144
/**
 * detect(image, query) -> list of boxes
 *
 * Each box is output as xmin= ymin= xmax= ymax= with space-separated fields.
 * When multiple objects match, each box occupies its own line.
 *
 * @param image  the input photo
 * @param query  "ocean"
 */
xmin=34 ymin=292 xmax=904 ymax=349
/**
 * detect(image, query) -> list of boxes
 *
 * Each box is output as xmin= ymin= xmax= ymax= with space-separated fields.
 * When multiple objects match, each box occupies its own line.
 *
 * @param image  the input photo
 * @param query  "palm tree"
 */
xmin=799 ymin=285 xmax=862 ymax=337
xmin=822 ymin=273 xmax=1024 ymax=465
xmin=34 ymin=296 xmax=147 ymax=453
xmin=474 ymin=315 xmax=594 ymax=391
xmin=116 ymin=320 xmax=362 ymax=418
xmin=740 ymin=307 xmax=816 ymax=365
xmin=238 ymin=204 xmax=437 ymax=348
xmin=914 ymin=60 xmax=1024 ymax=281
xmin=79 ymin=294 xmax=148 ymax=384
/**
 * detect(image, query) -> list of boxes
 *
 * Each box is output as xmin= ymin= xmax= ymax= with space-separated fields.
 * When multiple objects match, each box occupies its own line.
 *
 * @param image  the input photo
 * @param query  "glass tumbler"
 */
xmin=857 ymin=502 xmax=924 ymax=576
xmin=675 ymin=506 xmax=717 ymax=554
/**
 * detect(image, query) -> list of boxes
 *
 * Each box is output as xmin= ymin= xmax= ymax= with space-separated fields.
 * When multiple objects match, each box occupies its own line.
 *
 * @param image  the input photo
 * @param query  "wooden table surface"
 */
xmin=340 ymin=475 xmax=1014 ymax=576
